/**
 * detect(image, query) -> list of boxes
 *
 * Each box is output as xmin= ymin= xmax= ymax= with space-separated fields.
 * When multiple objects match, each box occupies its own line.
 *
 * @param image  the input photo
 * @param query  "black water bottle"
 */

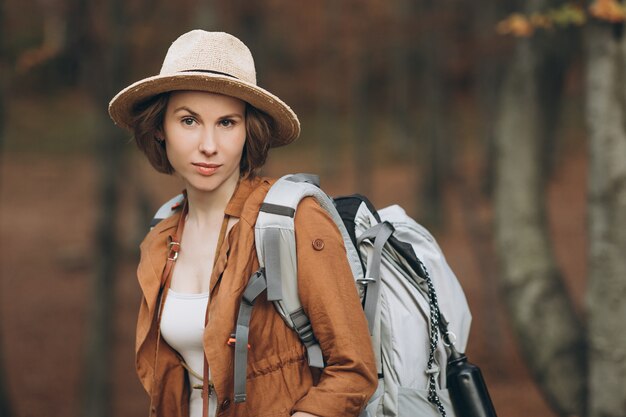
xmin=446 ymin=345 xmax=498 ymax=417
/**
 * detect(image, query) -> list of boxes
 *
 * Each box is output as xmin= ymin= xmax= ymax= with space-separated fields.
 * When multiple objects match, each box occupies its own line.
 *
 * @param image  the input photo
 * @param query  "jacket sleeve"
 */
xmin=290 ymin=197 xmax=378 ymax=417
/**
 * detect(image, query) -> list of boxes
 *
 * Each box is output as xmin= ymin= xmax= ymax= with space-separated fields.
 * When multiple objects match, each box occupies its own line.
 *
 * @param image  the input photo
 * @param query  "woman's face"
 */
xmin=162 ymin=91 xmax=246 ymax=196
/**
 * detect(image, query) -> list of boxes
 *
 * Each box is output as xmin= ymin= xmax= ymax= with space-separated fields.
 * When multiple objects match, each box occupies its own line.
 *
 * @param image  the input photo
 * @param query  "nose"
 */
xmin=198 ymin=128 xmax=217 ymax=155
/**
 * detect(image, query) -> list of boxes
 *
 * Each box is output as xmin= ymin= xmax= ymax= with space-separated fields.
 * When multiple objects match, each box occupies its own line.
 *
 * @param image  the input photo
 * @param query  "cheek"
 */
xmin=226 ymin=129 xmax=247 ymax=156
xmin=162 ymin=118 xmax=175 ymax=139
xmin=163 ymin=144 xmax=179 ymax=170
xmin=165 ymin=127 xmax=197 ymax=151
xmin=164 ymin=136 xmax=193 ymax=168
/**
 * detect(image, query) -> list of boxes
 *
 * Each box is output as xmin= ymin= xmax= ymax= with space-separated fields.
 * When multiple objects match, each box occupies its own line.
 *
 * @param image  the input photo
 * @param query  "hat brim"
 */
xmin=108 ymin=72 xmax=300 ymax=147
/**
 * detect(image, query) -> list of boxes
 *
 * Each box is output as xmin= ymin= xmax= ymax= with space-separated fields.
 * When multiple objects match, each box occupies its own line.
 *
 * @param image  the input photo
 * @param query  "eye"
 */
xmin=219 ymin=118 xmax=235 ymax=128
xmin=181 ymin=117 xmax=196 ymax=127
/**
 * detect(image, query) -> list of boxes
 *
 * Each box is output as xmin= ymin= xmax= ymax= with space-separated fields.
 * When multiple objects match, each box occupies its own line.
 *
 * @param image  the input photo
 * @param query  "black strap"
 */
xmin=260 ymin=203 xmax=296 ymax=218
xmin=180 ymin=69 xmax=238 ymax=79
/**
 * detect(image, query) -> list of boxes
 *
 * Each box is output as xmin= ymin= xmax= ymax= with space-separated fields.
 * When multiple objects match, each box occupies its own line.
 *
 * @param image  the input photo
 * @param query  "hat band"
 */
xmin=180 ymin=69 xmax=239 ymax=79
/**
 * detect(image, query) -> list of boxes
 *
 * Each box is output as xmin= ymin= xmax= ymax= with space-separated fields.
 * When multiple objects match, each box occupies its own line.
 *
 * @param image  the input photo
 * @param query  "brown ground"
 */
xmin=0 ymin=145 xmax=586 ymax=417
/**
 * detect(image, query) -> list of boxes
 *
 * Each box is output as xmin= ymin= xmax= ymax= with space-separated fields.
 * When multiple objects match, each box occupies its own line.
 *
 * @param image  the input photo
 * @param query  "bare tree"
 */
xmin=585 ymin=19 xmax=626 ymax=417
xmin=493 ymin=2 xmax=586 ymax=416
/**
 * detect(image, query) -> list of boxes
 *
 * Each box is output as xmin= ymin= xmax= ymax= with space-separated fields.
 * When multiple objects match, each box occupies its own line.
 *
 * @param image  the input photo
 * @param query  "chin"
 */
xmin=189 ymin=181 xmax=222 ymax=193
xmin=185 ymin=174 xmax=236 ymax=194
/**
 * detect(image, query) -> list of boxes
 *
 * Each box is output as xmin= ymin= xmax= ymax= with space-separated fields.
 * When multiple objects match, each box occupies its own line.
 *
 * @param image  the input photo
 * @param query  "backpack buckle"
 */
xmin=357 ymin=277 xmax=376 ymax=285
xmin=167 ymin=240 xmax=180 ymax=261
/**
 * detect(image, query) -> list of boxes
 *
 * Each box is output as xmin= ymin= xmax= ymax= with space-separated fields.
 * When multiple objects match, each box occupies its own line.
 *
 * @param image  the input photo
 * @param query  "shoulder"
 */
xmin=295 ymin=197 xmax=332 ymax=224
xmin=294 ymin=196 xmax=345 ymax=248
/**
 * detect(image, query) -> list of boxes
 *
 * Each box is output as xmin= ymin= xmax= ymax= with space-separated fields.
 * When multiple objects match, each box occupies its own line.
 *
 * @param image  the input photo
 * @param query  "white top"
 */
xmin=160 ymin=289 xmax=216 ymax=417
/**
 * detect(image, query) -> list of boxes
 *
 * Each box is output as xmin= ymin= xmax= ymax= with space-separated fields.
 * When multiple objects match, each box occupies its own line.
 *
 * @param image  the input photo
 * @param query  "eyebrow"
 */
xmin=172 ymin=107 xmax=244 ymax=120
xmin=219 ymin=113 xmax=244 ymax=119
xmin=172 ymin=106 xmax=200 ymax=118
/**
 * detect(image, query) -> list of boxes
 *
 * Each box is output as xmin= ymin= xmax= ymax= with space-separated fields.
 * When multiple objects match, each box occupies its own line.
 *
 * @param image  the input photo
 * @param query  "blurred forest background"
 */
xmin=2 ymin=0 xmax=626 ymax=416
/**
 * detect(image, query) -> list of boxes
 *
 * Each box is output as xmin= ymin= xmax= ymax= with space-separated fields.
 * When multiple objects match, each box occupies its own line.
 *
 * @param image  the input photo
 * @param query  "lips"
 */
xmin=192 ymin=162 xmax=221 ymax=176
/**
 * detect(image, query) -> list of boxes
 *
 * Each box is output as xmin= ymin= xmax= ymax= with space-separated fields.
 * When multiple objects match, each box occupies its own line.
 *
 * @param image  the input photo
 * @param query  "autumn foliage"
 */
xmin=589 ymin=0 xmax=626 ymax=21
xmin=497 ymin=1 xmax=624 ymax=37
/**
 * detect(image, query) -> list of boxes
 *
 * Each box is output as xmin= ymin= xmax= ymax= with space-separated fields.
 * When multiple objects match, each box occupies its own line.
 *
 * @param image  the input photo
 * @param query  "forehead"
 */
xmin=167 ymin=90 xmax=246 ymax=113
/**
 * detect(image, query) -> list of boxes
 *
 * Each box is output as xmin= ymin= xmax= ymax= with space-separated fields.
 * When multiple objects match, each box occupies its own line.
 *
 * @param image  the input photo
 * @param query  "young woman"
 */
xmin=109 ymin=30 xmax=376 ymax=417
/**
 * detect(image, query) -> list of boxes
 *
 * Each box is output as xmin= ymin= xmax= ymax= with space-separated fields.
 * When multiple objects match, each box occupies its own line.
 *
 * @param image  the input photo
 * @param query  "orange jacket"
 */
xmin=135 ymin=177 xmax=377 ymax=417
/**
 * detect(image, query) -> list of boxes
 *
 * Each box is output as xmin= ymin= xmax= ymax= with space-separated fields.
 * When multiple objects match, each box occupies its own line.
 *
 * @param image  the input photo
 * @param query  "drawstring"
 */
xmin=181 ymin=359 xmax=214 ymax=391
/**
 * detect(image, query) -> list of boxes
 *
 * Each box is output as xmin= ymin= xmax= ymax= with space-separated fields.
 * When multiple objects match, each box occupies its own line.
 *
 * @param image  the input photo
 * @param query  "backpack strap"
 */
xmin=233 ymin=269 xmax=267 ymax=403
xmin=356 ymin=221 xmax=394 ymax=335
xmin=254 ymin=174 xmax=363 ymax=366
xmin=258 ymin=202 xmax=325 ymax=368
xmin=233 ymin=174 xmax=364 ymax=404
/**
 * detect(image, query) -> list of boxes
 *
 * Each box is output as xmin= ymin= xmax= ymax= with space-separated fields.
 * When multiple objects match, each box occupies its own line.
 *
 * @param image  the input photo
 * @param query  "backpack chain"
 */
xmin=417 ymin=258 xmax=448 ymax=417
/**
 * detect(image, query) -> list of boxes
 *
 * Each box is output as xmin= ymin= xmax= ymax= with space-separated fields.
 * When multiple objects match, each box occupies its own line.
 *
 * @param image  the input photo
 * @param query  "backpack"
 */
xmin=152 ymin=174 xmax=472 ymax=417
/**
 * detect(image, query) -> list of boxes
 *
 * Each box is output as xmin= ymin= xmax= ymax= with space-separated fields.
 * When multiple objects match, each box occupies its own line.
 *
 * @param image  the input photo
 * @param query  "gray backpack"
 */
xmin=152 ymin=174 xmax=472 ymax=417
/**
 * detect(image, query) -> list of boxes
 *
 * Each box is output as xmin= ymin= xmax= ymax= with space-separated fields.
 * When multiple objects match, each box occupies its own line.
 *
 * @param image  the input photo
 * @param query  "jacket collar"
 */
xmin=224 ymin=175 xmax=264 ymax=218
xmin=153 ymin=176 xmax=265 ymax=236
xmin=145 ymin=178 xmax=265 ymax=280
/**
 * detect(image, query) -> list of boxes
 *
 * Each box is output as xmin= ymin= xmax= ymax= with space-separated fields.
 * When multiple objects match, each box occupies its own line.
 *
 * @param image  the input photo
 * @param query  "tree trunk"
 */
xmin=234 ymin=1 xmax=266 ymax=84
xmin=388 ymin=0 xmax=412 ymax=156
xmin=0 ymin=1 xmax=13 ymax=414
xmin=473 ymin=0 xmax=506 ymax=199
xmin=494 ymin=35 xmax=586 ymax=417
xmin=466 ymin=0 xmax=508 ymax=365
xmin=317 ymin=0 xmax=341 ymax=178
xmin=191 ymin=0 xmax=216 ymax=28
xmin=585 ymin=20 xmax=626 ymax=417
xmin=416 ymin=1 xmax=449 ymax=229
xmin=0 ymin=341 xmax=10 ymax=417
xmin=80 ymin=0 xmax=127 ymax=416
xmin=353 ymin=25 xmax=373 ymax=197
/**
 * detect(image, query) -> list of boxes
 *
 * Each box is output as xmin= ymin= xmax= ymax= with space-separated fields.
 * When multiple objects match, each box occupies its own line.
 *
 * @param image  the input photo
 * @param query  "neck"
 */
xmin=185 ymin=175 xmax=240 ymax=227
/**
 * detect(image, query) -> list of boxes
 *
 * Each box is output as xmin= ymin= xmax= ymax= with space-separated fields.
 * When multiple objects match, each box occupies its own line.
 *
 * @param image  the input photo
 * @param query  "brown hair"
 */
xmin=130 ymin=93 xmax=274 ymax=177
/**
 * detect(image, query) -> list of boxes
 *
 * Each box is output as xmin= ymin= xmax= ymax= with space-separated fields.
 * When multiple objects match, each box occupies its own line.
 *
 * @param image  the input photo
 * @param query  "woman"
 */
xmin=109 ymin=30 xmax=377 ymax=417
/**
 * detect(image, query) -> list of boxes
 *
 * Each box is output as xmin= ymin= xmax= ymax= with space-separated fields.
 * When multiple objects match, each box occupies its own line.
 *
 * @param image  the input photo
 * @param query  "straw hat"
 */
xmin=109 ymin=30 xmax=300 ymax=147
